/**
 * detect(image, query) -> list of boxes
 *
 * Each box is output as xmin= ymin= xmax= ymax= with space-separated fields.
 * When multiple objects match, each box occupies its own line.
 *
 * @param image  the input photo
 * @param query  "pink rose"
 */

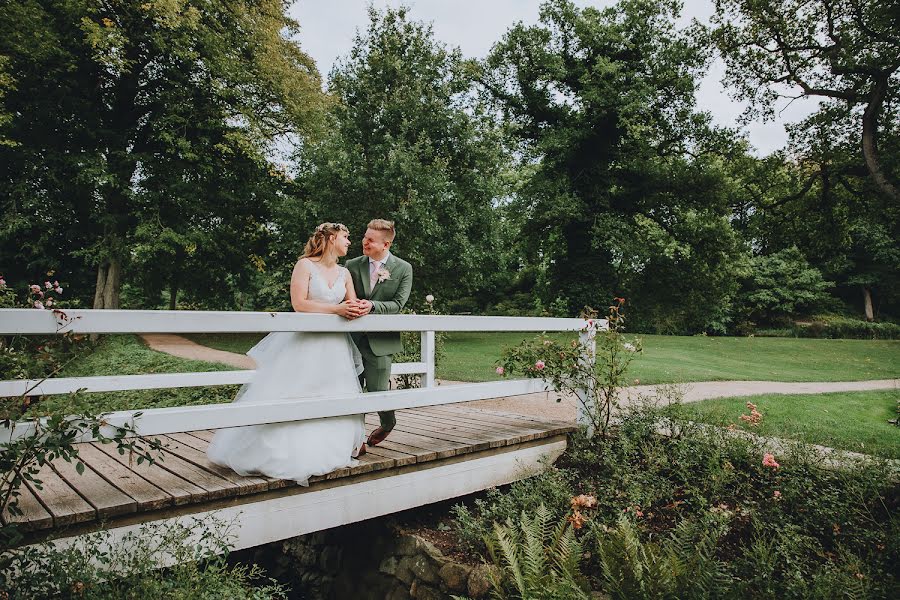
xmin=30 ymin=284 xmax=41 ymax=293
xmin=762 ymin=453 xmax=780 ymax=469
xmin=44 ymin=281 xmax=52 ymax=289
xmin=33 ymin=300 xmax=44 ymax=309
xmin=54 ymin=286 xmax=63 ymax=294
xmin=495 ymin=366 xmax=505 ymax=375
xmin=0 ymin=278 xmax=5 ymax=288
xmin=534 ymin=360 xmax=545 ymax=370
xmin=773 ymin=490 xmax=781 ymax=499
xmin=45 ymin=298 xmax=53 ymax=307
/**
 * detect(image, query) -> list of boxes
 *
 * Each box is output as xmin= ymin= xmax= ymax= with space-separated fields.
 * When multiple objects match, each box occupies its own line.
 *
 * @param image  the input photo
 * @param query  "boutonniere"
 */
xmin=376 ymin=266 xmax=391 ymax=283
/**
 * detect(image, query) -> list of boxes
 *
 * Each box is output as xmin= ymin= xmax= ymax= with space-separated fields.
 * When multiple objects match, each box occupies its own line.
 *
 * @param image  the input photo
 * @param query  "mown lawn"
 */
xmin=29 ymin=335 xmax=240 ymax=415
xmin=436 ymin=332 xmax=900 ymax=384
xmin=185 ymin=332 xmax=900 ymax=384
xmin=669 ymin=390 xmax=900 ymax=459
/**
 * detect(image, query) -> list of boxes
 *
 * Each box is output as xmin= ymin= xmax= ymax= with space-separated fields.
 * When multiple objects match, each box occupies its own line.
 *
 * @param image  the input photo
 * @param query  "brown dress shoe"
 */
xmin=367 ymin=427 xmax=391 ymax=446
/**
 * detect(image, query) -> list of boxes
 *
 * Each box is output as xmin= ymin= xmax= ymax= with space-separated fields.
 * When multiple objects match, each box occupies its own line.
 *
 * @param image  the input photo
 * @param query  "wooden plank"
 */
xmin=75 ymin=444 xmax=172 ymax=511
xmin=37 ymin=436 xmax=570 ymax=560
xmin=162 ymin=434 xmax=269 ymax=495
xmin=26 ymin=462 xmax=94 ymax=527
xmin=93 ymin=442 xmax=208 ymax=505
xmin=1 ymin=480 xmax=53 ymax=531
xmin=149 ymin=445 xmax=241 ymax=501
xmin=52 ymin=454 xmax=137 ymax=520
xmin=395 ymin=411 xmax=535 ymax=446
xmin=365 ymin=414 xmax=501 ymax=451
xmin=405 ymin=408 xmax=556 ymax=443
xmin=422 ymin=405 xmax=574 ymax=431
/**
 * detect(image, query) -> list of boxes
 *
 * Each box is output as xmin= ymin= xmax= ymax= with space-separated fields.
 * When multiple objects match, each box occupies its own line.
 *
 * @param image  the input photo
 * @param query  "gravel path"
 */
xmin=140 ymin=334 xmax=899 ymax=421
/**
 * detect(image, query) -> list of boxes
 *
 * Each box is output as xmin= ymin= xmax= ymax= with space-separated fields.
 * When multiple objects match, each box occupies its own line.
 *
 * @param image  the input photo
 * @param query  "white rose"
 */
xmin=425 ymin=294 xmax=435 ymax=304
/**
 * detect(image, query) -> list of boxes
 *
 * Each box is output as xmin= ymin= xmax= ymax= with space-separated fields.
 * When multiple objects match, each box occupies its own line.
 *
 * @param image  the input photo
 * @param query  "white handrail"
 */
xmin=0 ymin=309 xmax=593 ymax=334
xmin=1 ymin=380 xmax=553 ymax=444
xmin=0 ymin=310 xmax=602 ymax=437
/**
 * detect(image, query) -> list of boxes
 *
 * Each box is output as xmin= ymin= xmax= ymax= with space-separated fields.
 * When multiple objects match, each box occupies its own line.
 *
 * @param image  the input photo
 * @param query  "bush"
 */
xmin=4 ymin=518 xmax=286 ymax=598
xmin=455 ymin=402 xmax=899 ymax=598
xmin=451 ymin=466 xmax=574 ymax=553
xmin=794 ymin=314 xmax=900 ymax=339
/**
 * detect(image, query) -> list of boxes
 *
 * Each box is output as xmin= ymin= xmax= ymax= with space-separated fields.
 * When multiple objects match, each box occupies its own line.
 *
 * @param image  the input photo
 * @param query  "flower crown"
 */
xmin=316 ymin=222 xmax=346 ymax=233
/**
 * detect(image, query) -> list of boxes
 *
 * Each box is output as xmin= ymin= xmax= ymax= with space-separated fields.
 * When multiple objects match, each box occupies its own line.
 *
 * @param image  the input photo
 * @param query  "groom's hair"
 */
xmin=367 ymin=219 xmax=395 ymax=242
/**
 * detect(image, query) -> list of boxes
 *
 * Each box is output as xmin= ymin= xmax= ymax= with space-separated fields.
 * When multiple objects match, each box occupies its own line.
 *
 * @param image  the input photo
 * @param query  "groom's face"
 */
xmin=362 ymin=228 xmax=391 ymax=259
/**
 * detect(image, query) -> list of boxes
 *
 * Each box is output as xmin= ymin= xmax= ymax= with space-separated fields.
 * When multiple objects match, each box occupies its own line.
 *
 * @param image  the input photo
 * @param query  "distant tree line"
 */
xmin=1 ymin=0 xmax=897 ymax=334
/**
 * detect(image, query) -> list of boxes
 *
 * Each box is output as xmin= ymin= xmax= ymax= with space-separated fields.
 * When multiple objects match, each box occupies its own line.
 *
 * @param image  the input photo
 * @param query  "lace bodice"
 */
xmin=307 ymin=261 xmax=348 ymax=305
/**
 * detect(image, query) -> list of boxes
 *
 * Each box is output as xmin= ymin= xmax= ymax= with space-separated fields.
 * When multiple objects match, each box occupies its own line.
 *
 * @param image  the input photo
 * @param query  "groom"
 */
xmin=347 ymin=219 xmax=413 ymax=447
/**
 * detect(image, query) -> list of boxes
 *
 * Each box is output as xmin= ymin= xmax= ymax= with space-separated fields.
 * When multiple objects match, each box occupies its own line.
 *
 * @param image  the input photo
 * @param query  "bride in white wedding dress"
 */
xmin=207 ymin=223 xmax=368 ymax=485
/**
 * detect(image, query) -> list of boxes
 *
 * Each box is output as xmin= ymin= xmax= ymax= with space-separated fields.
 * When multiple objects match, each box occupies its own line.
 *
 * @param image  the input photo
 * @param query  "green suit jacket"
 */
xmin=346 ymin=253 xmax=413 ymax=356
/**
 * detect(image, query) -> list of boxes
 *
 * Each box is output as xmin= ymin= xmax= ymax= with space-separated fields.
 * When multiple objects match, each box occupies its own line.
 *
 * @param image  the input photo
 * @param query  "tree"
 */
xmin=291 ymin=6 xmax=509 ymax=301
xmin=0 ymin=0 xmax=327 ymax=308
xmin=737 ymin=109 xmax=900 ymax=319
xmin=479 ymin=0 xmax=745 ymax=332
xmin=712 ymin=0 xmax=900 ymax=202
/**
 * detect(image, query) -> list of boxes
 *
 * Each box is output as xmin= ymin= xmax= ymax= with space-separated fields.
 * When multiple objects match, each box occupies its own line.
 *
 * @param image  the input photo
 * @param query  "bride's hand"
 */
xmin=334 ymin=301 xmax=361 ymax=319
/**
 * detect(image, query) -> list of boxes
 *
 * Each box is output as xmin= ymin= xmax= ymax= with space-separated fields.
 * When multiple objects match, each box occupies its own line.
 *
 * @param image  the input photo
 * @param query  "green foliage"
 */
xmin=292 ymin=5 xmax=508 ymax=303
xmin=0 ymin=0 xmax=328 ymax=309
xmin=794 ymin=314 xmax=900 ymax=340
xmin=481 ymin=0 xmax=746 ymax=332
xmin=595 ymin=512 xmax=731 ymax=599
xmin=4 ymin=518 xmax=286 ymax=598
xmin=498 ymin=300 xmax=641 ymax=434
xmin=460 ymin=402 xmax=900 ymax=598
xmin=735 ymin=246 xmax=835 ymax=326
xmin=483 ymin=504 xmax=590 ymax=600
xmin=451 ymin=466 xmax=573 ymax=554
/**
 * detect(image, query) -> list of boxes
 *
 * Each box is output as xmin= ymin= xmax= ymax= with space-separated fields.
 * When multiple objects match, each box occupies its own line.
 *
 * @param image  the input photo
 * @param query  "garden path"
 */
xmin=140 ymin=334 xmax=899 ymax=421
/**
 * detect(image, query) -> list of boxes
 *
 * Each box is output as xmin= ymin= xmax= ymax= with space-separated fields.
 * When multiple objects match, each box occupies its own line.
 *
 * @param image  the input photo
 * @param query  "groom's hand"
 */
xmin=356 ymin=300 xmax=373 ymax=317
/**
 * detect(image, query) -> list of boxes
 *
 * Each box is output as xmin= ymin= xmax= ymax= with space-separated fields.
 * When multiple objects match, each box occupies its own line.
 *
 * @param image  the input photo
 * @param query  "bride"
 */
xmin=207 ymin=222 xmax=368 ymax=485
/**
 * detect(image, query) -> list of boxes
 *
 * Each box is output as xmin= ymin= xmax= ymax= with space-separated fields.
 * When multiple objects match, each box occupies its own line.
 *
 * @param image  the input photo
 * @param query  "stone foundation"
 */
xmin=252 ymin=519 xmax=495 ymax=600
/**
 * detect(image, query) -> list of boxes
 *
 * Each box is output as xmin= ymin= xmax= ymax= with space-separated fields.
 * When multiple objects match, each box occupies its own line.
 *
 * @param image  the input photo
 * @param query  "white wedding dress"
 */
xmin=207 ymin=264 xmax=366 ymax=486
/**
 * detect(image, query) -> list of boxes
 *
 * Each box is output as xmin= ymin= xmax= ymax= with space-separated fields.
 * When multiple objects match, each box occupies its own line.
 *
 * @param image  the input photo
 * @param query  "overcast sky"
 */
xmin=290 ymin=0 xmax=818 ymax=156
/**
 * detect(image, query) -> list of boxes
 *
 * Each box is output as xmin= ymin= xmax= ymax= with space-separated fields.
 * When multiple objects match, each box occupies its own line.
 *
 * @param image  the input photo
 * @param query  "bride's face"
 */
xmin=330 ymin=230 xmax=352 ymax=257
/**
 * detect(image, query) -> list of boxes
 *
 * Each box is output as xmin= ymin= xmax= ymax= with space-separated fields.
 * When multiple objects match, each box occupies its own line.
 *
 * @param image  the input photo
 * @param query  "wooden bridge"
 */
xmin=0 ymin=310 xmax=596 ymax=553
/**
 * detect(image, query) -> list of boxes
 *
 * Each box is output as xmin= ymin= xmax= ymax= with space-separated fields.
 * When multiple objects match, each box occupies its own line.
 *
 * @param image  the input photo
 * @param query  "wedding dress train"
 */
xmin=207 ymin=264 xmax=366 ymax=486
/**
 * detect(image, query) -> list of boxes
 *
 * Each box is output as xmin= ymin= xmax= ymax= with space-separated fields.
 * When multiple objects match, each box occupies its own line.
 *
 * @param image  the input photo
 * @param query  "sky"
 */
xmin=290 ymin=0 xmax=819 ymax=156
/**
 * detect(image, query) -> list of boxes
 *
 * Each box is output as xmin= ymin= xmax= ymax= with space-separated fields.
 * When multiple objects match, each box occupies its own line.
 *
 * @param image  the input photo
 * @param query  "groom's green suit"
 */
xmin=346 ymin=253 xmax=413 ymax=431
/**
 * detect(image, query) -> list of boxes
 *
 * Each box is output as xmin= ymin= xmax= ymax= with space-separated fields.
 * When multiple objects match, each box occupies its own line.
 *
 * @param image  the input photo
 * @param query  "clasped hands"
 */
xmin=336 ymin=299 xmax=372 ymax=320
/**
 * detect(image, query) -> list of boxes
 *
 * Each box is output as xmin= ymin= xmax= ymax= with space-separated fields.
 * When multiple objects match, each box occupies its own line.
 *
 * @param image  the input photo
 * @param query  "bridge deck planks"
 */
xmin=13 ymin=404 xmax=575 ymax=534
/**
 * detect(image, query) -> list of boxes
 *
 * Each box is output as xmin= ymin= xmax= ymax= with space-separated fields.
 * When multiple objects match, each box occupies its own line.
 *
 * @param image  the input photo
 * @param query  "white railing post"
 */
xmin=576 ymin=323 xmax=597 ymax=434
xmin=421 ymin=331 xmax=436 ymax=388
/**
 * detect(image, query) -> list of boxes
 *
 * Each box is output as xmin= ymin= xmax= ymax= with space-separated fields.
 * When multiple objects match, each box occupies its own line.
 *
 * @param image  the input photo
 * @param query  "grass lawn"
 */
xmin=186 ymin=332 xmax=900 ymax=384
xmin=29 ymin=335 xmax=240 ymax=416
xmin=668 ymin=390 xmax=900 ymax=459
xmin=436 ymin=332 xmax=900 ymax=384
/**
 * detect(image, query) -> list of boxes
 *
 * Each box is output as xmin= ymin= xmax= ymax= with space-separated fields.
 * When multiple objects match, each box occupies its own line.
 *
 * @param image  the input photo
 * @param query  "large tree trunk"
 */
xmin=93 ymin=257 xmax=122 ymax=309
xmin=861 ymin=73 xmax=899 ymax=203
xmin=862 ymin=286 xmax=874 ymax=321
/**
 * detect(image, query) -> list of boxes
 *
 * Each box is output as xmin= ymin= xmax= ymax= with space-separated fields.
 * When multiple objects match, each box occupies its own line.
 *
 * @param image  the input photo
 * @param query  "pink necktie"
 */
xmin=369 ymin=261 xmax=380 ymax=288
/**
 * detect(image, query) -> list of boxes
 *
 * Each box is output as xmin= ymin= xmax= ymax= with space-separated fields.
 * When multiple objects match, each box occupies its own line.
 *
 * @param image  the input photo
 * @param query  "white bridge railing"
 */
xmin=0 ymin=309 xmax=600 ymax=443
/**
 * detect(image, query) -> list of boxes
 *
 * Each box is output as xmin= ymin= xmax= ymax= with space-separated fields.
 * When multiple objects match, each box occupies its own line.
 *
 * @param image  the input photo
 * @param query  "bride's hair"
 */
xmin=302 ymin=222 xmax=349 ymax=259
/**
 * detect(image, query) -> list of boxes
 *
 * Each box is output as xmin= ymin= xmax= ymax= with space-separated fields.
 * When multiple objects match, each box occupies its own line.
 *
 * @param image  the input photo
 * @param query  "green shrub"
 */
xmin=595 ymin=512 xmax=731 ymax=599
xmin=479 ymin=504 xmax=590 ymax=600
xmin=794 ymin=314 xmax=900 ymax=339
xmin=451 ymin=466 xmax=574 ymax=553
xmin=4 ymin=518 xmax=286 ymax=599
